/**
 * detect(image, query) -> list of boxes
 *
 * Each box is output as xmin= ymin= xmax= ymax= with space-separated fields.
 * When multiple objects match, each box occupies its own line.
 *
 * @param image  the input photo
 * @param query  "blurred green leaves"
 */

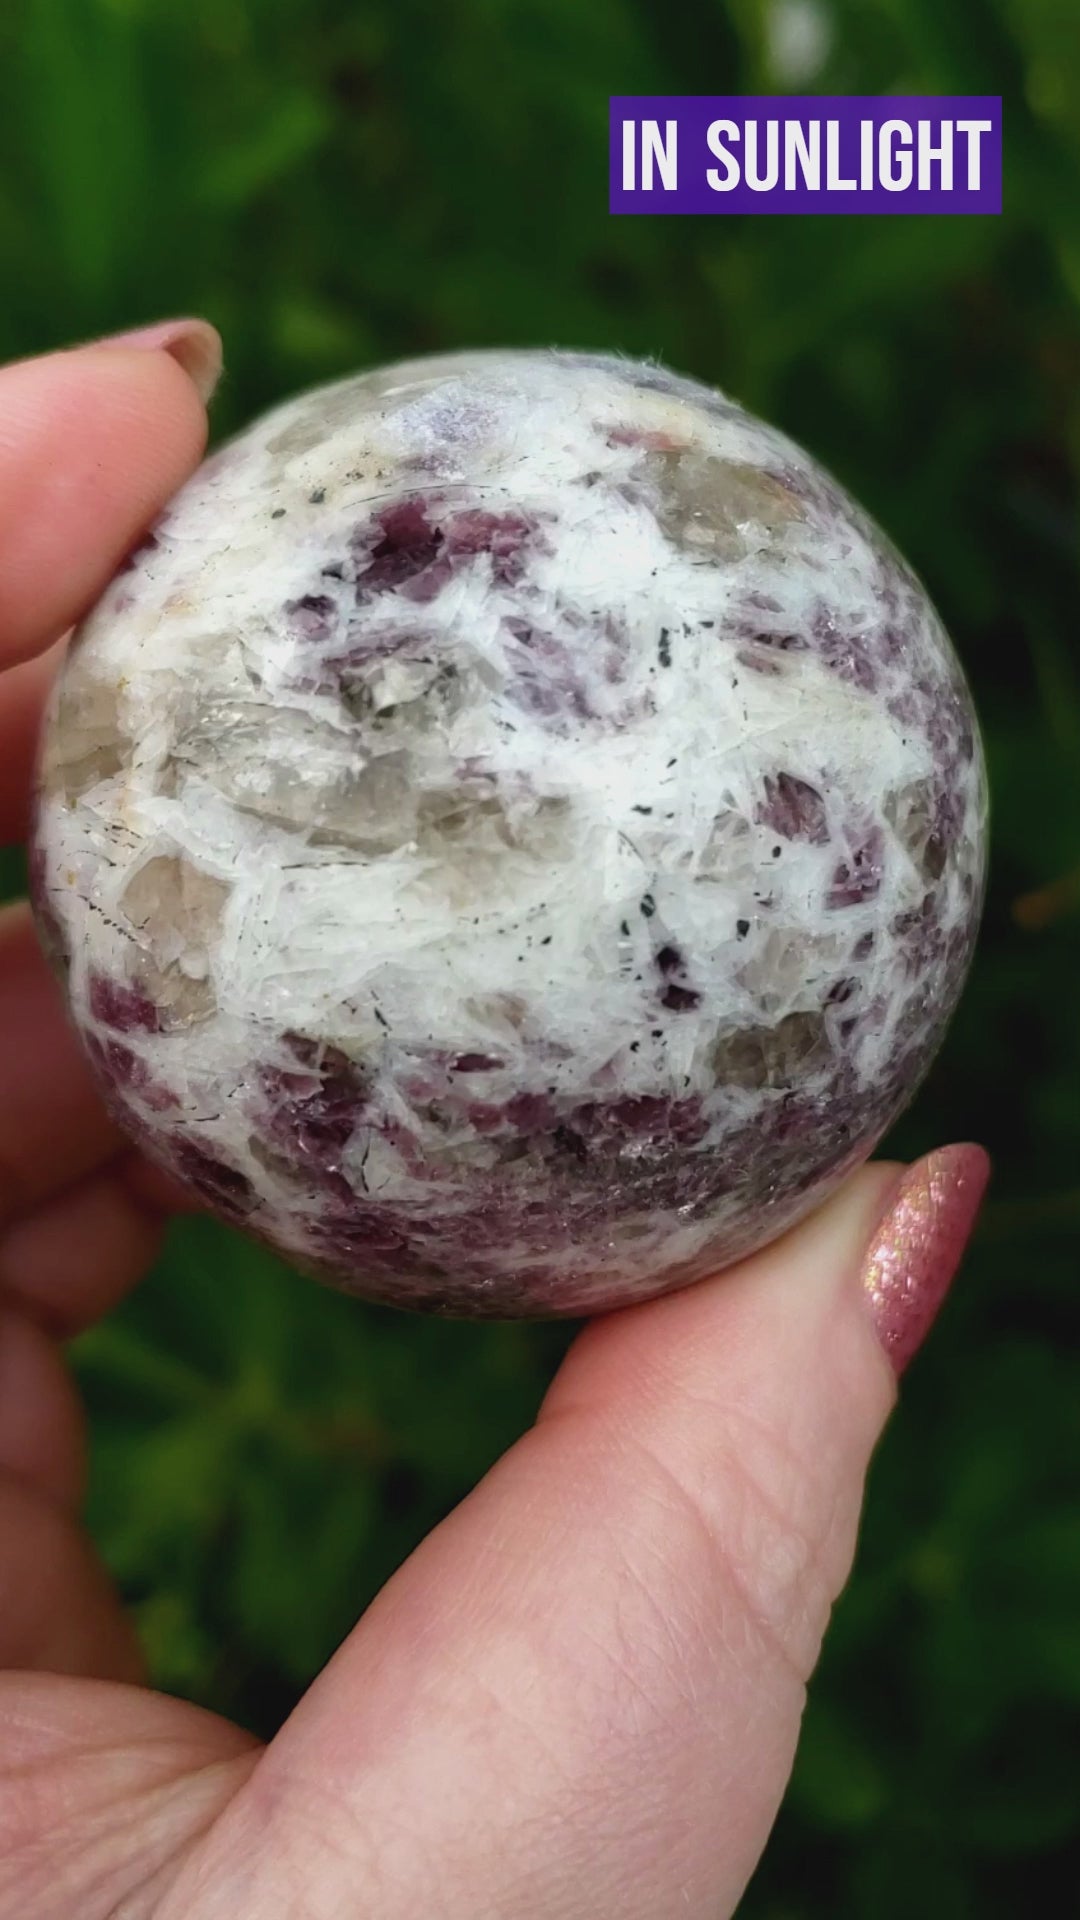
xmin=16 ymin=0 xmax=151 ymax=312
xmin=1 ymin=0 xmax=1079 ymax=1912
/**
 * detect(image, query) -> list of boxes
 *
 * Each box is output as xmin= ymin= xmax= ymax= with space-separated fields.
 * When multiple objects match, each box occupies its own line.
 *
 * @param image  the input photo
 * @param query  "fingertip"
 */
xmin=0 ymin=903 xmax=126 ymax=1224
xmin=89 ymin=318 xmax=224 ymax=406
xmin=552 ymin=1158 xmax=907 ymax=1424
xmin=0 ymin=343 xmax=211 ymax=668
xmin=118 ymin=1151 xmax=201 ymax=1221
xmin=60 ymin=342 xmax=212 ymax=459
xmin=861 ymin=1142 xmax=990 ymax=1376
xmin=0 ymin=1167 xmax=167 ymax=1339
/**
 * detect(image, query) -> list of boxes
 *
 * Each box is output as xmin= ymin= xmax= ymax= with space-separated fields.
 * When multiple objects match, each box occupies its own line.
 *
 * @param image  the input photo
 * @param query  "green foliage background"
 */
xmin=1 ymin=1 xmax=1079 ymax=1911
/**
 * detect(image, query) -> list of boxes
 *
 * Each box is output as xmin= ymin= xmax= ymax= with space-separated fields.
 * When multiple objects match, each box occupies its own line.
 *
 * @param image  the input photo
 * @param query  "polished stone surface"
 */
xmin=32 ymin=350 xmax=988 ymax=1315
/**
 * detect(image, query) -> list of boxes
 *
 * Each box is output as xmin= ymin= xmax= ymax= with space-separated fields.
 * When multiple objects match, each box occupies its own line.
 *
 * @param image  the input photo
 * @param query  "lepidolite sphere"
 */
xmin=32 ymin=350 xmax=987 ymax=1317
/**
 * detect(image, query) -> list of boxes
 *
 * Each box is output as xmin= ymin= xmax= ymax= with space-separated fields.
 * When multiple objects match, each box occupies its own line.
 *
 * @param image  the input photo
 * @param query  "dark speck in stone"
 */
xmin=309 ymin=488 xmax=326 ymax=504
xmin=553 ymin=1124 xmax=588 ymax=1162
xmin=736 ymin=919 xmax=750 ymax=938
xmin=640 ymin=893 xmax=656 ymax=918
xmin=285 ymin=592 xmax=337 ymax=640
xmin=271 ymin=508 xmax=287 ymax=519
xmin=661 ymin=983 xmax=701 ymax=1012
xmin=117 ymin=529 xmax=161 ymax=574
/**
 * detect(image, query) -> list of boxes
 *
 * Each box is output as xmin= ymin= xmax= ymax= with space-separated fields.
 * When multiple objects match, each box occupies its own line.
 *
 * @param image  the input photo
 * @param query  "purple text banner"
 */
xmin=610 ymin=96 xmax=1002 ymax=216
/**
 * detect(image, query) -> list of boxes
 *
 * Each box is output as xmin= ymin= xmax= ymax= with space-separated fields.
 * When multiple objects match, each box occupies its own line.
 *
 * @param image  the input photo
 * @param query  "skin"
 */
xmin=0 ymin=335 xmax=908 ymax=1920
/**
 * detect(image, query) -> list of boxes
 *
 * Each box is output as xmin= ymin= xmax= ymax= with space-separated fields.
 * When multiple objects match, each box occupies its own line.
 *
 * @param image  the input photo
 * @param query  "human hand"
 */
xmin=0 ymin=328 xmax=989 ymax=1919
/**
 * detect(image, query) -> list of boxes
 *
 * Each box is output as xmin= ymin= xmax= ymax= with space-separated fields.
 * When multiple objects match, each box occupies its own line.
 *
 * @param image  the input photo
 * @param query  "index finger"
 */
xmin=0 ymin=329 xmax=217 ymax=674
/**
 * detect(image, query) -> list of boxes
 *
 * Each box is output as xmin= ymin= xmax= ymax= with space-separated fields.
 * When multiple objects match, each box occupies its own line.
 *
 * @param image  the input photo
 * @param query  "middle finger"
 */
xmin=0 ymin=903 xmax=123 ymax=1227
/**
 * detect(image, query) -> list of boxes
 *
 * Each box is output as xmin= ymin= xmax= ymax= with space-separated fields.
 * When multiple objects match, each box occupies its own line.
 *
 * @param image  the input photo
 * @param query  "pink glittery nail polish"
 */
xmin=862 ymin=1144 xmax=990 ymax=1375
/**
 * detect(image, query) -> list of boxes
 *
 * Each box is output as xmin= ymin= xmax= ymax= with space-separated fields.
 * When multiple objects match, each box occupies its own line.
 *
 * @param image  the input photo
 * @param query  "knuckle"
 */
xmin=616 ymin=1403 xmax=843 ymax=1691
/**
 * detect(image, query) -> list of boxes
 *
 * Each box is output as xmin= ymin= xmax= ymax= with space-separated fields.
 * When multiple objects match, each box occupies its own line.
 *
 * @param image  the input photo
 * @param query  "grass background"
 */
xmin=2 ymin=0 xmax=1079 ymax=1912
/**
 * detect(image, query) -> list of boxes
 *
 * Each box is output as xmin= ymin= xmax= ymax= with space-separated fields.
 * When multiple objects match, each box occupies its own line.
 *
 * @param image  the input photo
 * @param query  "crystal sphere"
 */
xmin=31 ymin=350 xmax=988 ymax=1317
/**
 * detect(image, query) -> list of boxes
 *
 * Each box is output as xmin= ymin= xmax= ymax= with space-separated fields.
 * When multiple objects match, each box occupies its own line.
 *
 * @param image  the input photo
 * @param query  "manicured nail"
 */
xmin=92 ymin=318 xmax=223 ymax=404
xmin=862 ymin=1144 xmax=990 ymax=1375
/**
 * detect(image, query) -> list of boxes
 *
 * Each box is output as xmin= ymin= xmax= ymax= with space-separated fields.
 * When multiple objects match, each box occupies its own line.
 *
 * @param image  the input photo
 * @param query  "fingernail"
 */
xmin=92 ymin=318 xmax=223 ymax=403
xmin=862 ymin=1144 xmax=990 ymax=1375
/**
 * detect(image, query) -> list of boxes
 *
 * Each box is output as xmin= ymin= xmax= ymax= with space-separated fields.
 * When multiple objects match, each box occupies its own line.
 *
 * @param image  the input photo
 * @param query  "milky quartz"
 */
xmin=32 ymin=350 xmax=988 ymax=1316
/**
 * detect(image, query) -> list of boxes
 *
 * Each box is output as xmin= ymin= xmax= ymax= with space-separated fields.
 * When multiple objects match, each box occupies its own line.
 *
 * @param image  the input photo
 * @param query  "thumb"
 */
xmin=159 ymin=1146 xmax=989 ymax=1920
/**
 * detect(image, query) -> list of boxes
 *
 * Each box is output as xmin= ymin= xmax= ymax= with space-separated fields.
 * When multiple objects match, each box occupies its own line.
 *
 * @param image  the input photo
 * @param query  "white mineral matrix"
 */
xmin=32 ymin=349 xmax=988 ymax=1316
